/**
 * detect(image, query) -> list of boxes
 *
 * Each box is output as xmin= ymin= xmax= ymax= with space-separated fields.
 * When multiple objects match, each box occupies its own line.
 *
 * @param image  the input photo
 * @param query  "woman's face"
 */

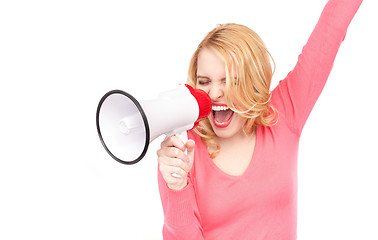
xmin=196 ymin=48 xmax=245 ymax=139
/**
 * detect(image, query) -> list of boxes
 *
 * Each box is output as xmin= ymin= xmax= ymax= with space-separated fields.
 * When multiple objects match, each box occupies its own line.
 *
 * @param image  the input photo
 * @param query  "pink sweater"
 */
xmin=158 ymin=0 xmax=362 ymax=239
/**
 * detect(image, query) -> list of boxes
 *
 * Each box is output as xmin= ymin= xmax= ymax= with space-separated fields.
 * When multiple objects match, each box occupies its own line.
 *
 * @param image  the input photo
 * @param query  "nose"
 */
xmin=208 ymin=83 xmax=224 ymax=101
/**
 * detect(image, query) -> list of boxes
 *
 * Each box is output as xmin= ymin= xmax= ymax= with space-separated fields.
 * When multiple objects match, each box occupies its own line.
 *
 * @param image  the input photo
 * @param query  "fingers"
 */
xmin=157 ymin=152 xmax=191 ymax=173
xmin=160 ymin=135 xmax=186 ymax=151
xmin=157 ymin=136 xmax=196 ymax=191
xmin=157 ymin=144 xmax=189 ymax=164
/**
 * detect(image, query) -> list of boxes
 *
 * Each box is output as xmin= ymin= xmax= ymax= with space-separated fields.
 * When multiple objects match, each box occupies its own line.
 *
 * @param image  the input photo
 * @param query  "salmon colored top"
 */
xmin=158 ymin=0 xmax=363 ymax=239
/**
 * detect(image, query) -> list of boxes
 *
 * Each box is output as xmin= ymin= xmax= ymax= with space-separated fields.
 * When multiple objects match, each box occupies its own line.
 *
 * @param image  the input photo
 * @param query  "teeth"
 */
xmin=212 ymin=105 xmax=229 ymax=111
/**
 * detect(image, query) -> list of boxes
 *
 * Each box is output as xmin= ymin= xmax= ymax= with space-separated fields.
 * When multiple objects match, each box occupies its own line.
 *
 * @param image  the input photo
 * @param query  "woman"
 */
xmin=157 ymin=0 xmax=363 ymax=239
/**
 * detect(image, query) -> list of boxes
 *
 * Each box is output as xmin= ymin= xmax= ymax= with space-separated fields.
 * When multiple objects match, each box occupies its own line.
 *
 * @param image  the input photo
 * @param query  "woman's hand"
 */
xmin=157 ymin=135 xmax=195 ymax=191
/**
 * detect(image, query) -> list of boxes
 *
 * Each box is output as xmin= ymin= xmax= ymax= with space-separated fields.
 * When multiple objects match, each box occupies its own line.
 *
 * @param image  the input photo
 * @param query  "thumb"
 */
xmin=185 ymin=139 xmax=195 ymax=168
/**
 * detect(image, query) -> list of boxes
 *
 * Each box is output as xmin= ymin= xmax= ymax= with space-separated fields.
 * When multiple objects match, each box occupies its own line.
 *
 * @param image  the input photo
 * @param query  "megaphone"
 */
xmin=96 ymin=84 xmax=211 ymax=165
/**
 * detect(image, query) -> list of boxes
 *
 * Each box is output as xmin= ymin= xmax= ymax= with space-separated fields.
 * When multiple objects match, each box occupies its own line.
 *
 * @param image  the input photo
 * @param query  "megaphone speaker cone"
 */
xmin=96 ymin=90 xmax=150 ymax=165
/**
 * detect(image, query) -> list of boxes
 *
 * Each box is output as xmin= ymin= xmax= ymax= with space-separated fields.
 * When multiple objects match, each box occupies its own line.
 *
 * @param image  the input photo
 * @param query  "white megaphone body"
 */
xmin=96 ymin=84 xmax=211 ymax=165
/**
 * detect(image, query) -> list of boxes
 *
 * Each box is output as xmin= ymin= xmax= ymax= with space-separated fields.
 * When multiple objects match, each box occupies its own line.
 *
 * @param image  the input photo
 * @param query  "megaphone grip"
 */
xmin=175 ymin=131 xmax=188 ymax=145
xmin=172 ymin=131 xmax=188 ymax=179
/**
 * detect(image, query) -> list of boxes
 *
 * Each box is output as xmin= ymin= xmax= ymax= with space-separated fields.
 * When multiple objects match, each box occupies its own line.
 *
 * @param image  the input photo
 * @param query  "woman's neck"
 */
xmin=216 ymin=128 xmax=255 ymax=150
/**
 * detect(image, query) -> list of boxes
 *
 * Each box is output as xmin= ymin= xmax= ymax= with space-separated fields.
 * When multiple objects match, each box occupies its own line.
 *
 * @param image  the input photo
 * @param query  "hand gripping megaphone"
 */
xmin=96 ymin=84 xmax=211 ymax=165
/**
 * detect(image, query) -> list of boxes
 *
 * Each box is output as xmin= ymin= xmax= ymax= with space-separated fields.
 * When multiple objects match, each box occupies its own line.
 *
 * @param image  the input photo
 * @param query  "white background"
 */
xmin=1 ymin=0 xmax=377 ymax=239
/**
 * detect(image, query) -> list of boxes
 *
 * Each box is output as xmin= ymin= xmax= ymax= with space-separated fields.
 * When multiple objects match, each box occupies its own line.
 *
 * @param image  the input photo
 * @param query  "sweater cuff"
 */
xmin=165 ymin=182 xmax=197 ymax=227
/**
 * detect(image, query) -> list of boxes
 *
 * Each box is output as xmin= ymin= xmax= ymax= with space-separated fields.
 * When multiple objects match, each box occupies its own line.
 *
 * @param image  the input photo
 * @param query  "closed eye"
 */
xmin=197 ymin=75 xmax=211 ymax=86
xmin=198 ymin=80 xmax=210 ymax=86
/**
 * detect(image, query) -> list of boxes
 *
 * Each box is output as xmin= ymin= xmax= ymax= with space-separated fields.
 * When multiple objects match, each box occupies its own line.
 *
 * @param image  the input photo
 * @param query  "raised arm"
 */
xmin=272 ymin=0 xmax=363 ymax=134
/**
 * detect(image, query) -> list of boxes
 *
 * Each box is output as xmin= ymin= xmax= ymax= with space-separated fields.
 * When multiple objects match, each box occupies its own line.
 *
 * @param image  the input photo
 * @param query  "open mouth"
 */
xmin=211 ymin=103 xmax=234 ymax=128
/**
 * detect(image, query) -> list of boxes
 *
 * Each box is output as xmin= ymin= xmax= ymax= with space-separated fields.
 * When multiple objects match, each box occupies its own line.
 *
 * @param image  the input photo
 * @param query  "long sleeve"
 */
xmin=271 ymin=0 xmax=363 ymax=135
xmin=158 ymin=169 xmax=204 ymax=239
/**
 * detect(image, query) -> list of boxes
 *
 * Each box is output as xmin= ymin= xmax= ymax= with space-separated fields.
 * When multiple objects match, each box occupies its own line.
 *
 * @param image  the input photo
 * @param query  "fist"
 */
xmin=157 ymin=135 xmax=195 ymax=191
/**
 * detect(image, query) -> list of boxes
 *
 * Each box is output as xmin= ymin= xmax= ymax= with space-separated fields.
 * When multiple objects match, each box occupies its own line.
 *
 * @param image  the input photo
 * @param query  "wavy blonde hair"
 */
xmin=187 ymin=23 xmax=278 ymax=158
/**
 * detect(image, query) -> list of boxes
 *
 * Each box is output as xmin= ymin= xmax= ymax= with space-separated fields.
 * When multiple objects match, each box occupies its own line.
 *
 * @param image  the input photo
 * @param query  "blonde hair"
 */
xmin=187 ymin=23 xmax=278 ymax=158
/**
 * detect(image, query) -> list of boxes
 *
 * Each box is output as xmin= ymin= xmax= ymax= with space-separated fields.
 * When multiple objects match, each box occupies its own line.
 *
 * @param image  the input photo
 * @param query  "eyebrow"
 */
xmin=197 ymin=75 xmax=210 ymax=80
xmin=196 ymin=75 xmax=226 ymax=81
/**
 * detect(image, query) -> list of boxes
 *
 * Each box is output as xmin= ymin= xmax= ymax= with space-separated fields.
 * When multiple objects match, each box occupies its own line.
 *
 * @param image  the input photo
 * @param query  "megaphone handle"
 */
xmin=175 ymin=131 xmax=188 ymax=148
xmin=170 ymin=131 xmax=188 ymax=179
xmin=176 ymin=132 xmax=188 ymax=164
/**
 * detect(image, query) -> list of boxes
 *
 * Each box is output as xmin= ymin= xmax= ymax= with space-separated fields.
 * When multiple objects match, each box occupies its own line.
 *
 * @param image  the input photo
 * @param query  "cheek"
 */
xmin=231 ymin=114 xmax=244 ymax=128
xmin=196 ymin=85 xmax=209 ymax=94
